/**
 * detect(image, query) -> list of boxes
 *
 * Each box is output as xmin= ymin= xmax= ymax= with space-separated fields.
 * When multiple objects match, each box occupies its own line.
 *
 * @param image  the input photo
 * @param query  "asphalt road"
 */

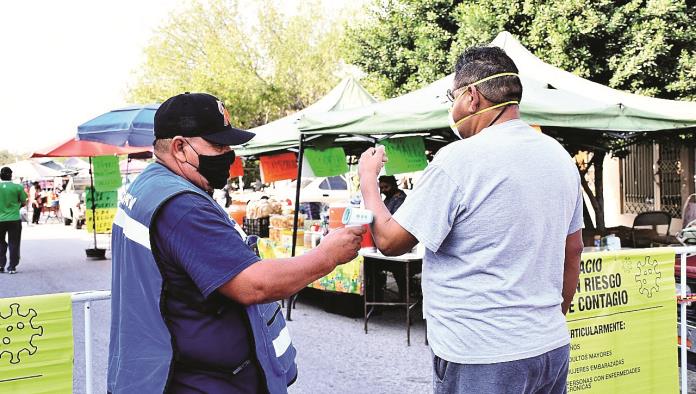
xmin=1 ymin=223 xmax=693 ymax=393
xmin=0 ymin=223 xmax=431 ymax=393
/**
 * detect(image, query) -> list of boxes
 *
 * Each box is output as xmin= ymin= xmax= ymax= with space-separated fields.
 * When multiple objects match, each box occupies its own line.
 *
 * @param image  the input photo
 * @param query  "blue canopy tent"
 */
xmin=77 ymin=104 xmax=160 ymax=147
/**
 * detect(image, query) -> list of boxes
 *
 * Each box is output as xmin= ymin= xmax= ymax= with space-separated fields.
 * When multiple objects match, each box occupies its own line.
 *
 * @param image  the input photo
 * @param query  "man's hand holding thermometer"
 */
xmin=342 ymin=207 xmax=374 ymax=227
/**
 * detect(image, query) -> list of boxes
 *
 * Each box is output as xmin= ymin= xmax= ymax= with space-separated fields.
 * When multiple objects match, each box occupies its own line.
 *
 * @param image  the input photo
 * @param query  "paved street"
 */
xmin=2 ymin=223 xmax=695 ymax=393
xmin=0 ymin=223 xmax=431 ymax=393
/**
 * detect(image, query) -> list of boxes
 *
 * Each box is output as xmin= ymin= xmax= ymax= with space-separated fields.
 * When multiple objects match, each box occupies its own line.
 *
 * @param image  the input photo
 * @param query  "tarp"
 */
xmin=6 ymin=160 xmax=65 ymax=179
xmin=35 ymin=158 xmax=64 ymax=172
xmin=237 ymin=77 xmax=376 ymax=156
xmin=63 ymin=157 xmax=90 ymax=170
xmin=298 ymin=32 xmax=696 ymax=136
xmin=31 ymin=138 xmax=152 ymax=158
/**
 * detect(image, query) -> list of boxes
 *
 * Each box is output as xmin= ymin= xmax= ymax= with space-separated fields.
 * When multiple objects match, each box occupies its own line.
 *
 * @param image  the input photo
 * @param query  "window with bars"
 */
xmin=621 ymin=142 xmax=683 ymax=218
xmin=622 ymin=143 xmax=655 ymax=214
xmin=659 ymin=143 xmax=682 ymax=218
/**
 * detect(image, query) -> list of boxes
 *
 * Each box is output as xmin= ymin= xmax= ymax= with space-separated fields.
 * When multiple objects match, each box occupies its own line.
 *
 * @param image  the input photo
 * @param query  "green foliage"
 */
xmin=343 ymin=0 xmax=462 ymax=98
xmin=0 ymin=150 xmax=26 ymax=166
xmin=347 ymin=0 xmax=696 ymax=101
xmin=129 ymin=0 xmax=345 ymax=128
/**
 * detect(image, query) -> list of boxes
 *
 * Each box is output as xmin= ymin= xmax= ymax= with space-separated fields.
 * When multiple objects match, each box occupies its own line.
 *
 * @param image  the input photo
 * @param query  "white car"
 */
xmin=266 ymin=175 xmax=351 ymax=205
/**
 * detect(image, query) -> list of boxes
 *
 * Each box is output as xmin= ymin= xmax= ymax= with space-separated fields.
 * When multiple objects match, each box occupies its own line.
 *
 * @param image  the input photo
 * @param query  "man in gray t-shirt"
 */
xmin=358 ymin=47 xmax=583 ymax=394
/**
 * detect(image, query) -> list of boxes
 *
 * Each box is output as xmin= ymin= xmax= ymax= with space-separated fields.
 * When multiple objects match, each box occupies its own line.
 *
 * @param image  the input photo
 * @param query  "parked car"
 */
xmin=266 ymin=175 xmax=350 ymax=205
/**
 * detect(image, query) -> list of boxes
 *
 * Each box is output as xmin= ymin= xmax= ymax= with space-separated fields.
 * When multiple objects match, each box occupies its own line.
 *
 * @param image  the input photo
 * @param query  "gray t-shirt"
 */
xmin=393 ymin=119 xmax=583 ymax=364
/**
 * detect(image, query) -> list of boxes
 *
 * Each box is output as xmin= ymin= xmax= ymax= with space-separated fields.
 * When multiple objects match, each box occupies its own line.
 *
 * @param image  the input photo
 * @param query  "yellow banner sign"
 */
xmin=257 ymin=239 xmax=363 ymax=294
xmin=86 ymin=207 xmax=117 ymax=234
xmin=0 ymin=293 xmax=73 ymax=392
xmin=566 ymin=249 xmax=678 ymax=393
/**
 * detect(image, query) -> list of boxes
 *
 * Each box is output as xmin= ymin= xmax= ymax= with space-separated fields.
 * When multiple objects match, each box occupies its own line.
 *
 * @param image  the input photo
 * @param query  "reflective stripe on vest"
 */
xmin=113 ymin=207 xmax=150 ymax=250
xmin=273 ymin=327 xmax=292 ymax=357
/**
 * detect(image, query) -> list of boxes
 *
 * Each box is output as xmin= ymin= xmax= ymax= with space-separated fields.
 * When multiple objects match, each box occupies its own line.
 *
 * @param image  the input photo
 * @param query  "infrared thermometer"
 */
xmin=342 ymin=207 xmax=373 ymax=227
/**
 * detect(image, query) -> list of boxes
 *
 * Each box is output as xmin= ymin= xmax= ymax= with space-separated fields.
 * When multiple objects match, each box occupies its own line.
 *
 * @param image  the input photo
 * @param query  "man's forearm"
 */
xmin=562 ymin=254 xmax=582 ymax=314
xmin=361 ymin=174 xmax=394 ymax=248
xmin=227 ymin=248 xmax=336 ymax=305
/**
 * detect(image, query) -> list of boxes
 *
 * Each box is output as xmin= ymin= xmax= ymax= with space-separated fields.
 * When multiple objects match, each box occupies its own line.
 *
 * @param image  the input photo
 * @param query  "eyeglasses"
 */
xmin=446 ymin=87 xmax=465 ymax=103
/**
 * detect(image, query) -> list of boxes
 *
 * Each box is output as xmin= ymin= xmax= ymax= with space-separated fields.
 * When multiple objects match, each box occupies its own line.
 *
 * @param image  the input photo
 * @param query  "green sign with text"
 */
xmin=92 ymin=156 xmax=122 ymax=191
xmin=305 ymin=147 xmax=349 ymax=177
xmin=381 ymin=137 xmax=427 ymax=175
xmin=85 ymin=188 xmax=118 ymax=209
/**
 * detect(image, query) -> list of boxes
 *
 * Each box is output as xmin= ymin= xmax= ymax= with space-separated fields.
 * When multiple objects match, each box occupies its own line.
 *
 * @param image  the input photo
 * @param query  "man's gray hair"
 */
xmin=453 ymin=46 xmax=523 ymax=104
xmin=153 ymin=138 xmax=173 ymax=156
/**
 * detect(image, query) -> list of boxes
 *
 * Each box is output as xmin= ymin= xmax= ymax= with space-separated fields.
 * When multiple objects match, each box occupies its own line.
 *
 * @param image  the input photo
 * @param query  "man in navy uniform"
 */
xmin=108 ymin=92 xmax=364 ymax=393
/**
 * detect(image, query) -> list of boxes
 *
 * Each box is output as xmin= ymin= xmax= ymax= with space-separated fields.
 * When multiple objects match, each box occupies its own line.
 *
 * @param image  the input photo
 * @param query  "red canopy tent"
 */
xmin=31 ymin=138 xmax=151 ymax=158
xmin=31 ymin=138 xmax=152 ymax=258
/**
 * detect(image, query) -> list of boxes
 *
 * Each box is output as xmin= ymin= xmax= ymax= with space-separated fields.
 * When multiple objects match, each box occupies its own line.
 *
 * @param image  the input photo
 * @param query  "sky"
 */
xmin=0 ymin=0 xmax=184 ymax=153
xmin=0 ymin=0 xmax=362 ymax=154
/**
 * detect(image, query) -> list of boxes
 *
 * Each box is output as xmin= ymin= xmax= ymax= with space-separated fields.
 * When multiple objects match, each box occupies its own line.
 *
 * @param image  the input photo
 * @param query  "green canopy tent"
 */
xmin=236 ymin=77 xmax=376 ymax=157
xmin=281 ymin=32 xmax=696 ymax=319
xmin=297 ymin=32 xmax=696 ymax=138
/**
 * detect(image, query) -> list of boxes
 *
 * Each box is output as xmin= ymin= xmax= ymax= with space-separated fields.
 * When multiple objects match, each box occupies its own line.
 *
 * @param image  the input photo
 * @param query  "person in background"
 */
xmin=358 ymin=46 xmax=583 ymax=393
xmin=30 ymin=181 xmax=44 ymax=224
xmin=0 ymin=167 xmax=28 ymax=274
xmin=368 ymin=175 xmax=419 ymax=301
xmin=48 ymin=187 xmax=60 ymax=219
xmin=379 ymin=175 xmax=407 ymax=214
xmin=299 ymin=202 xmax=322 ymax=220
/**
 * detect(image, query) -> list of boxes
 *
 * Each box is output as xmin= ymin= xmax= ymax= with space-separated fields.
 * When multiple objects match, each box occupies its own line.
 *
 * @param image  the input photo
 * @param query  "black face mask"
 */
xmin=184 ymin=140 xmax=235 ymax=189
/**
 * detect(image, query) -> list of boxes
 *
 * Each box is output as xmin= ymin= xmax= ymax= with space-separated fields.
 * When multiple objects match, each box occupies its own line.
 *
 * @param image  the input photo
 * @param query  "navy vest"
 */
xmin=108 ymin=163 xmax=297 ymax=393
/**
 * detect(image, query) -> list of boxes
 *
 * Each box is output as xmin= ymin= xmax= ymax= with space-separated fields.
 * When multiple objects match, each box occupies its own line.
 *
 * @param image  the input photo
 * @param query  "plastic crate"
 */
xmin=243 ymin=217 xmax=270 ymax=238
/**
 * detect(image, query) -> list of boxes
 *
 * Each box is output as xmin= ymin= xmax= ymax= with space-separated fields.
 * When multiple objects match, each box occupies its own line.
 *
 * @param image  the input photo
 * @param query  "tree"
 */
xmin=348 ymin=0 xmax=696 ymax=101
xmin=344 ymin=0 xmax=463 ymax=98
xmin=0 ymin=150 xmax=26 ymax=166
xmin=345 ymin=0 xmax=696 ymax=231
xmin=129 ymin=0 xmax=346 ymax=129
xmin=451 ymin=0 xmax=696 ymax=101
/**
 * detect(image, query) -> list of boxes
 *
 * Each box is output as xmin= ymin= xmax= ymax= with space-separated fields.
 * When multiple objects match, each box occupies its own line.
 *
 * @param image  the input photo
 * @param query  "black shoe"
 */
xmin=7 ymin=269 xmax=16 ymax=274
xmin=0 ymin=267 xmax=4 ymax=273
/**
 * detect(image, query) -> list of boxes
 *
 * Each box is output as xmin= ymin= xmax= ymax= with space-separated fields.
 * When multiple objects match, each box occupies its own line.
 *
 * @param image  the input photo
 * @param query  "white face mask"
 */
xmin=447 ymin=72 xmax=520 ymax=140
xmin=448 ymin=109 xmax=463 ymax=139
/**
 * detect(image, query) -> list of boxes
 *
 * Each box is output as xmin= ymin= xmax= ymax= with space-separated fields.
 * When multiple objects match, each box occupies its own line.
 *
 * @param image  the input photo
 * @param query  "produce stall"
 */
xmin=245 ymin=197 xmax=367 ymax=295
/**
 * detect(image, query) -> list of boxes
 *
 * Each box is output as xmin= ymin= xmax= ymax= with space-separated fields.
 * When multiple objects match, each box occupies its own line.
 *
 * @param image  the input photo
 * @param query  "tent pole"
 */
xmin=287 ymin=134 xmax=305 ymax=321
xmin=88 ymin=157 xmax=97 ymax=250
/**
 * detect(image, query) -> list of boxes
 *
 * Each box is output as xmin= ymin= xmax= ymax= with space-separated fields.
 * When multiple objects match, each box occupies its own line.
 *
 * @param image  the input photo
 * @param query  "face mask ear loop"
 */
xmin=486 ymin=105 xmax=508 ymax=129
xmin=182 ymin=139 xmax=201 ymax=171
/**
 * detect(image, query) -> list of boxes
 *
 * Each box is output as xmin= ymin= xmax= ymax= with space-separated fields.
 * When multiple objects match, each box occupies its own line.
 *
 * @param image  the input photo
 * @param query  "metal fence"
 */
xmin=676 ymin=246 xmax=696 ymax=394
xmin=71 ymin=290 xmax=110 ymax=394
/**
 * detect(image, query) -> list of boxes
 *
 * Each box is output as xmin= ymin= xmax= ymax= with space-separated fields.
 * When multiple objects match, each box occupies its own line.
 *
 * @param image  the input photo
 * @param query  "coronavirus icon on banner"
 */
xmin=634 ymin=256 xmax=662 ymax=298
xmin=0 ymin=303 xmax=44 ymax=365
xmin=0 ymin=293 xmax=72 ymax=392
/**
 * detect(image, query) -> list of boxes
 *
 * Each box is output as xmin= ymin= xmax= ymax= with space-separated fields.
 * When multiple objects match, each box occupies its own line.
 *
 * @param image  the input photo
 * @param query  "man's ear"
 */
xmin=170 ymin=137 xmax=187 ymax=163
xmin=467 ymin=86 xmax=481 ymax=113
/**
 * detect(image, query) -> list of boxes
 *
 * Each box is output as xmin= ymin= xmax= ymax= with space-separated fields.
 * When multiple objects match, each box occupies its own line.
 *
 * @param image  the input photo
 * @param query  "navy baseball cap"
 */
xmin=154 ymin=92 xmax=255 ymax=146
